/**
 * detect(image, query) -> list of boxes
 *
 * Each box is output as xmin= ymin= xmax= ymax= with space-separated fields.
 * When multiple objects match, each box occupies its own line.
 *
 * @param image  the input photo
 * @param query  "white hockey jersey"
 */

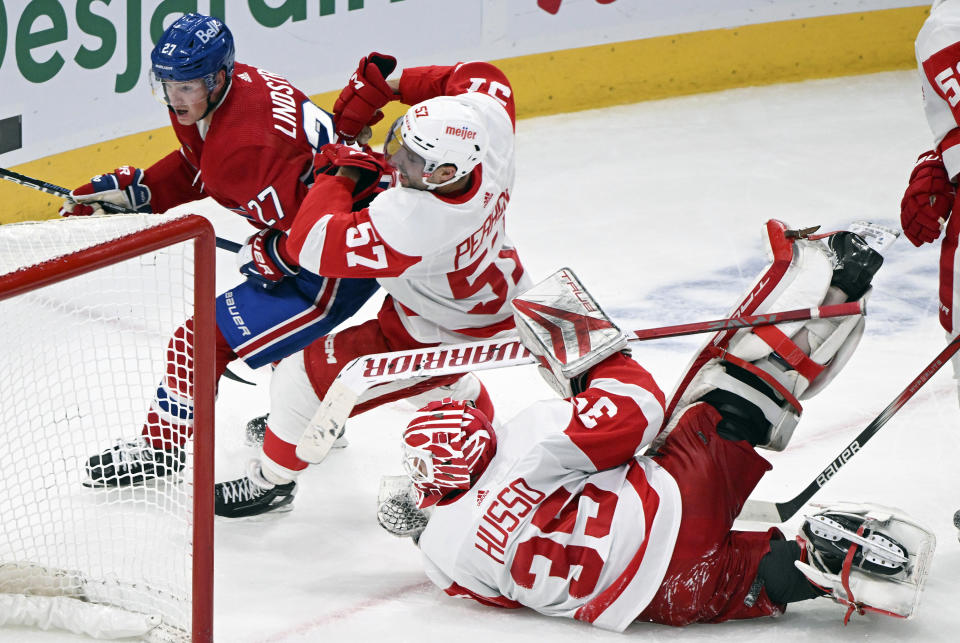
xmin=416 ymin=354 xmax=681 ymax=632
xmin=288 ymin=61 xmax=532 ymax=344
xmin=916 ymin=0 xmax=960 ymax=178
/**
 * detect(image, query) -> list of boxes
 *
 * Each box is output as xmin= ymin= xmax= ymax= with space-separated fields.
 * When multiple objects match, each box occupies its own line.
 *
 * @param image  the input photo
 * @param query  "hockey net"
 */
xmin=0 ymin=213 xmax=215 ymax=642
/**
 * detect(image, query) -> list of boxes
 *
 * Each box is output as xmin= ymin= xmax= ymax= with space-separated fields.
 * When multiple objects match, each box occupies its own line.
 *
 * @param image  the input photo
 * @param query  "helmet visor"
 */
xmin=384 ymin=119 xmax=431 ymax=186
xmin=383 ymin=119 xmax=405 ymax=158
xmin=150 ymin=72 xmax=212 ymax=108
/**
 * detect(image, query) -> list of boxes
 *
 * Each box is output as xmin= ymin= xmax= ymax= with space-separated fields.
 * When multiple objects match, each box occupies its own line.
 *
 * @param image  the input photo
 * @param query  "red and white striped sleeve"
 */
xmin=286 ymin=176 xmax=420 ymax=277
xmin=917 ymin=3 xmax=960 ymax=179
xmin=398 ymin=61 xmax=516 ymax=129
xmin=562 ymin=353 xmax=666 ymax=472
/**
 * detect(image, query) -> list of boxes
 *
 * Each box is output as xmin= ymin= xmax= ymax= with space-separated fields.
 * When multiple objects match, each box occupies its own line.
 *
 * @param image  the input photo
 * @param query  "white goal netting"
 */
xmin=0 ymin=213 xmax=214 ymax=642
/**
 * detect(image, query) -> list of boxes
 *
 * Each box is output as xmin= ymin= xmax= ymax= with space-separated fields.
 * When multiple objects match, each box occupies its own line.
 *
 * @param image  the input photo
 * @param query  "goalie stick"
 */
xmin=295 ymin=301 xmax=865 ymax=463
xmin=0 ymin=167 xmax=241 ymax=253
xmin=737 ymin=333 xmax=960 ymax=523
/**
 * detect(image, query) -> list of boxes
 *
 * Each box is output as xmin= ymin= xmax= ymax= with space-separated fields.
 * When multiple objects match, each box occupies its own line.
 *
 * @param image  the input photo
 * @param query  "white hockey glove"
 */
xmin=376 ymin=475 xmax=430 ymax=543
xmin=795 ymin=501 xmax=935 ymax=622
xmin=512 ymin=268 xmax=627 ymax=398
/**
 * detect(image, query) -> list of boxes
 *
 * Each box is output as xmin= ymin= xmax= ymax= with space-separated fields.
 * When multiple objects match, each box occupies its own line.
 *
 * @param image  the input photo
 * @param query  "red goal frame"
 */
xmin=0 ymin=214 xmax=216 ymax=642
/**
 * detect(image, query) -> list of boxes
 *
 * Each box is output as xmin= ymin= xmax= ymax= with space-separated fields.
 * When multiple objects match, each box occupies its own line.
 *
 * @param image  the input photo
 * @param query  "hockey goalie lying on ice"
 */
xmin=376 ymin=220 xmax=935 ymax=629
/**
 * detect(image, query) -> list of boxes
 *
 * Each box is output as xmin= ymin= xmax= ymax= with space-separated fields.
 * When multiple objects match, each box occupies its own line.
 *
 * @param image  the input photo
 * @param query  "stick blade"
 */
xmin=295 ymin=377 xmax=360 ymax=464
xmin=737 ymin=499 xmax=789 ymax=524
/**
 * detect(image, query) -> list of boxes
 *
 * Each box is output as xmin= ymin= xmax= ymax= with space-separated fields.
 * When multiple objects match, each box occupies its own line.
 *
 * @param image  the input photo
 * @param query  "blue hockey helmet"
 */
xmin=150 ymin=13 xmax=235 ymax=90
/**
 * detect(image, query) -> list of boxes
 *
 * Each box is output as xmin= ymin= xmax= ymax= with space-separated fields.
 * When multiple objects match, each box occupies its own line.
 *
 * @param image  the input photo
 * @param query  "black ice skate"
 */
xmin=801 ymin=511 xmax=909 ymax=577
xmin=84 ymin=437 xmax=185 ymax=487
xmin=214 ymin=463 xmax=296 ymax=518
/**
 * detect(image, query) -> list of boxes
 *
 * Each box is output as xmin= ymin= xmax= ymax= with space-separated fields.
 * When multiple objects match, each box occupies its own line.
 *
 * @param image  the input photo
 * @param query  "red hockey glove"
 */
xmin=313 ymin=143 xmax=390 ymax=202
xmin=900 ymin=150 xmax=955 ymax=247
xmin=59 ymin=166 xmax=152 ymax=217
xmin=332 ymin=52 xmax=397 ymax=142
xmin=237 ymin=228 xmax=299 ymax=290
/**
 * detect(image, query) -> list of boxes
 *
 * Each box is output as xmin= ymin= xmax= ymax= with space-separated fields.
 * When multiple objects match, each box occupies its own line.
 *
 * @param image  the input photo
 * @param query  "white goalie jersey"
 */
xmin=416 ymin=354 xmax=682 ymax=632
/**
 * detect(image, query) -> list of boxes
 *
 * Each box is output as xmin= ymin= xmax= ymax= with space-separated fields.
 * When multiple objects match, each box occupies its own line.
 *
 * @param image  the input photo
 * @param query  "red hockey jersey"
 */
xmin=143 ymin=62 xmax=332 ymax=231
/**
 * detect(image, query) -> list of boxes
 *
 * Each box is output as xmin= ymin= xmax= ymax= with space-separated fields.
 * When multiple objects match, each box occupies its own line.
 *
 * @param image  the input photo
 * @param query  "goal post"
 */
xmin=0 ymin=213 xmax=215 ymax=642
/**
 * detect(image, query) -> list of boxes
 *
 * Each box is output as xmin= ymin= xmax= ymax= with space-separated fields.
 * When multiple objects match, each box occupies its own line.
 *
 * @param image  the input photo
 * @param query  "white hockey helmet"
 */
xmin=386 ymin=96 xmax=487 ymax=189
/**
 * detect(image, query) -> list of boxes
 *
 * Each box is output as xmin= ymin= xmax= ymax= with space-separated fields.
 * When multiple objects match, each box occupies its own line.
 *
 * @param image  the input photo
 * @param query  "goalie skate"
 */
xmin=657 ymin=220 xmax=893 ymax=451
xmin=803 ymin=512 xmax=908 ymax=576
xmin=795 ymin=502 xmax=935 ymax=621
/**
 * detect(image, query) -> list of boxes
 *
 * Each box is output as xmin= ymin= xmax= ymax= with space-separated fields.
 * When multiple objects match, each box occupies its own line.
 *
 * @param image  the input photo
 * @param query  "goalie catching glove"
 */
xmin=511 ymin=268 xmax=628 ymax=398
xmin=237 ymin=228 xmax=299 ymax=290
xmin=58 ymin=166 xmax=152 ymax=217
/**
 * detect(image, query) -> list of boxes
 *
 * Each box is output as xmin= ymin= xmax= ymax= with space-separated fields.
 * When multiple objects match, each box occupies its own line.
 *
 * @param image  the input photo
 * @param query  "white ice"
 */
xmin=9 ymin=69 xmax=960 ymax=641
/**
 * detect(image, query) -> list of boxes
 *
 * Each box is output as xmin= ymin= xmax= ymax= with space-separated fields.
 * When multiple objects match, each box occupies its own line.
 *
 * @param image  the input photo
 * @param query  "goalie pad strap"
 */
xmin=834 ymin=525 xmax=906 ymax=624
xmin=713 ymin=347 xmax=803 ymax=414
xmin=752 ymin=325 xmax=826 ymax=384
xmin=840 ymin=526 xmax=863 ymax=624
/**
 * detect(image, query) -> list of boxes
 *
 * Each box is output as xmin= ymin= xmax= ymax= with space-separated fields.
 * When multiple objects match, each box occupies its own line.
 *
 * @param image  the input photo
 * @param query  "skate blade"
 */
xmin=214 ymin=503 xmax=295 ymax=522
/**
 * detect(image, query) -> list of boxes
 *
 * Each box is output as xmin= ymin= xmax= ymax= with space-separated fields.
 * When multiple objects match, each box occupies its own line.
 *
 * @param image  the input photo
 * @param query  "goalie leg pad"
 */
xmin=678 ymin=361 xmax=799 ymax=449
xmin=667 ymin=222 xmax=875 ymax=451
xmin=795 ymin=502 xmax=936 ymax=621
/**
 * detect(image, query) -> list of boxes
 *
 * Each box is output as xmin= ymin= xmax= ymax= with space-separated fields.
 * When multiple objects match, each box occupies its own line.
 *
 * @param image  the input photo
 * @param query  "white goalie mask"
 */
xmin=385 ymin=96 xmax=487 ymax=189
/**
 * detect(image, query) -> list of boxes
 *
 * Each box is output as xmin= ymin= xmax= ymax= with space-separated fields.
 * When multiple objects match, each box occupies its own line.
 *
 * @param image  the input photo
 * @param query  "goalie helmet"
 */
xmin=402 ymin=399 xmax=497 ymax=508
xmin=386 ymin=96 xmax=487 ymax=189
xmin=150 ymin=13 xmax=235 ymax=90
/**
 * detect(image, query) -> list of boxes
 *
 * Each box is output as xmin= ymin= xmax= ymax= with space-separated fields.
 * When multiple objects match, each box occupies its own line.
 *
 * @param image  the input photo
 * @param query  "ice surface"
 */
xmin=9 ymin=70 xmax=960 ymax=641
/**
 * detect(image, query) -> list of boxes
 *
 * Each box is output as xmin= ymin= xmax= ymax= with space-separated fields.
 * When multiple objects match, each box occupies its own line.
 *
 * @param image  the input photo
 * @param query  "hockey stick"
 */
xmin=738 ymin=333 xmax=960 ymax=524
xmin=0 ymin=167 xmax=241 ymax=253
xmin=295 ymin=301 xmax=865 ymax=463
xmin=1 ymin=166 xmax=255 ymax=387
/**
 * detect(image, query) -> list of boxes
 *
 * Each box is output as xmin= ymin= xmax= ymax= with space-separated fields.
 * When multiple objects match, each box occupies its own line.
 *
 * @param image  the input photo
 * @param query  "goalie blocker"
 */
xmin=511 ymin=267 xmax=628 ymax=397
